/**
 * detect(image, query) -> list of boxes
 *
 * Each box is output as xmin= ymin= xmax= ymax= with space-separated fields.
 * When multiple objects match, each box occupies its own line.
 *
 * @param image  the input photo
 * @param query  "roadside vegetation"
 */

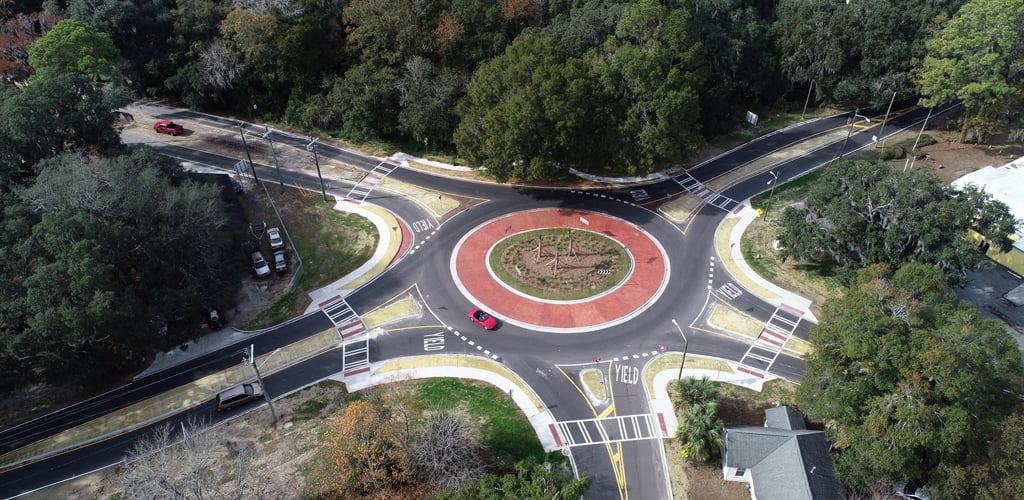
xmin=109 ymin=378 xmax=582 ymax=499
xmin=237 ymin=187 xmax=378 ymax=329
xmin=740 ymin=149 xmax=1024 ymax=496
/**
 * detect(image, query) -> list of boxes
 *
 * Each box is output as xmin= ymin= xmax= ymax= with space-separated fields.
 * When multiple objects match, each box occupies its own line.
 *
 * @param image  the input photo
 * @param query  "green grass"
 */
xmin=714 ymin=379 xmax=799 ymax=406
xmin=292 ymin=397 xmax=329 ymax=422
xmin=416 ymin=378 xmax=553 ymax=466
xmin=488 ymin=229 xmax=631 ymax=300
xmin=242 ymin=190 xmax=379 ymax=329
xmin=707 ymin=110 xmax=811 ymax=151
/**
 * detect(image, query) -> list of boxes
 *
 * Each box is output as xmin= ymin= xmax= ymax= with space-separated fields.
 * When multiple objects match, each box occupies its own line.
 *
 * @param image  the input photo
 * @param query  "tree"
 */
xmin=590 ymin=0 xmax=707 ymax=174
xmin=330 ymin=63 xmax=401 ymax=141
xmin=674 ymin=375 xmax=719 ymax=406
xmin=396 ymin=56 xmax=464 ymax=148
xmin=930 ymin=408 xmax=1024 ymax=499
xmin=321 ymin=400 xmax=411 ymax=495
xmin=438 ymin=461 xmax=589 ymax=500
xmin=776 ymin=160 xmax=1016 ymax=285
xmin=408 ymin=411 xmax=486 ymax=491
xmin=0 ymin=149 xmax=242 ymax=382
xmin=26 ymin=18 xmax=122 ymax=81
xmin=0 ymin=72 xmax=129 ymax=184
xmin=120 ymin=418 xmax=284 ymax=499
xmin=676 ymin=400 xmax=724 ymax=463
xmin=774 ymin=0 xmax=967 ymax=106
xmin=796 ymin=263 xmax=1022 ymax=488
xmin=917 ymin=0 xmax=1024 ymax=142
xmin=454 ymin=34 xmax=606 ymax=181
xmin=0 ymin=12 xmax=62 ymax=84
xmin=67 ymin=0 xmax=175 ymax=90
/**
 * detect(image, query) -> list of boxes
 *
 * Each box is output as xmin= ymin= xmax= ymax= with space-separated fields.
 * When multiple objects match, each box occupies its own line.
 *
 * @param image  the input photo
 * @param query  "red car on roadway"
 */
xmin=469 ymin=308 xmax=498 ymax=330
xmin=153 ymin=120 xmax=184 ymax=135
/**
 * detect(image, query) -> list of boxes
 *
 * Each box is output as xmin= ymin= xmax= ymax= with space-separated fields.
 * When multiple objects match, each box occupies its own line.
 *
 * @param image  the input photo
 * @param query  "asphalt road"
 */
xmin=0 ymin=100 xmax=955 ymax=499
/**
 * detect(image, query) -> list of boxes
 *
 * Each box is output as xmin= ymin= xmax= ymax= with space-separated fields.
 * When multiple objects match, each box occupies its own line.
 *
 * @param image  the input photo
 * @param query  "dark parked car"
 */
xmin=216 ymin=382 xmax=264 ymax=411
xmin=153 ymin=120 xmax=184 ymax=135
xmin=207 ymin=309 xmax=227 ymax=329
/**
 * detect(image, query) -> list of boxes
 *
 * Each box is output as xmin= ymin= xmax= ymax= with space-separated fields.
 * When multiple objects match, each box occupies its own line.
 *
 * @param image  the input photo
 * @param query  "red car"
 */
xmin=469 ymin=308 xmax=498 ymax=330
xmin=153 ymin=120 xmax=184 ymax=135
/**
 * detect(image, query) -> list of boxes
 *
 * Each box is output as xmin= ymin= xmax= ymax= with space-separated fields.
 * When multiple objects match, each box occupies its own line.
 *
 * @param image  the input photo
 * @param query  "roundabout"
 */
xmin=451 ymin=208 xmax=670 ymax=332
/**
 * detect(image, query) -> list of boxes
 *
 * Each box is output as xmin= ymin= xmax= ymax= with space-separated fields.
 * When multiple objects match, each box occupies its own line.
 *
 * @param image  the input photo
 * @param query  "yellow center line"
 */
xmin=598 ymin=403 xmax=617 ymax=419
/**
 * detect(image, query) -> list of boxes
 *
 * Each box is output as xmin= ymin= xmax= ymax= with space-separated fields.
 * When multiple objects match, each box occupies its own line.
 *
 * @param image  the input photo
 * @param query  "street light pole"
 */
xmin=671 ymin=319 xmax=689 ymax=381
xmin=763 ymin=171 xmax=779 ymax=222
xmin=247 ymin=344 xmax=278 ymax=425
xmin=306 ymin=137 xmax=328 ymax=202
xmin=236 ymin=122 xmax=260 ymax=185
xmin=829 ymin=109 xmax=871 ymax=167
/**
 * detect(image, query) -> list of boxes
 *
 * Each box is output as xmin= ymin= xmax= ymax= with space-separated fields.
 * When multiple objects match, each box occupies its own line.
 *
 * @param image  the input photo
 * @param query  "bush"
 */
xmin=879 ymin=145 xmax=905 ymax=160
xmin=915 ymin=134 xmax=937 ymax=147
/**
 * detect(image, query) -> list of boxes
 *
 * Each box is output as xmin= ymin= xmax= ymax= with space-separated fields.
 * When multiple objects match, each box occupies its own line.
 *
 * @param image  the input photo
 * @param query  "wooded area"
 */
xmin=3 ymin=0 xmax=1021 ymax=179
xmin=1 ymin=0 xmax=1023 ymax=496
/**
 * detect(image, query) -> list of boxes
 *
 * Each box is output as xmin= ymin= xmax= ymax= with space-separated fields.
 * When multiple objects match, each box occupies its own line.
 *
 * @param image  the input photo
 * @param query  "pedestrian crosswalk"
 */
xmin=671 ymin=171 xmax=740 ymax=212
xmin=552 ymin=413 xmax=665 ymax=448
xmin=319 ymin=295 xmax=370 ymax=376
xmin=737 ymin=304 xmax=803 ymax=378
xmin=347 ymin=160 xmax=397 ymax=200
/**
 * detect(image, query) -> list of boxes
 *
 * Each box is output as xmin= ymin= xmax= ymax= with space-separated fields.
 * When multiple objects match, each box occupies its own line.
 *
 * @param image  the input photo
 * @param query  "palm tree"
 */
xmin=676 ymin=401 xmax=724 ymax=463
xmin=675 ymin=376 xmax=720 ymax=406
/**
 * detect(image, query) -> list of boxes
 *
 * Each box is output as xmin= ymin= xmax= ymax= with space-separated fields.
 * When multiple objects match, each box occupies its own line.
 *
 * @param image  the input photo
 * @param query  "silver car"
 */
xmin=251 ymin=251 xmax=271 ymax=278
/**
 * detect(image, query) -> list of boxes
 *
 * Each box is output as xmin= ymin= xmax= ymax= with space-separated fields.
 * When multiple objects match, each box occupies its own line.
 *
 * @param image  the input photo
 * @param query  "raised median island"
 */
xmin=489 ymin=228 xmax=631 ymax=301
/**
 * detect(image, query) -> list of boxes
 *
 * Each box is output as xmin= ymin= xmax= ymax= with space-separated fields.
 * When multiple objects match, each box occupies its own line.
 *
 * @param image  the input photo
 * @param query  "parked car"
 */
xmin=216 ymin=382 xmax=264 ymax=411
xmin=153 ymin=120 xmax=184 ymax=135
xmin=273 ymin=250 xmax=287 ymax=272
xmin=268 ymin=227 xmax=284 ymax=249
xmin=251 ymin=251 xmax=271 ymax=278
xmin=894 ymin=483 xmax=930 ymax=500
xmin=206 ymin=309 xmax=227 ymax=329
xmin=469 ymin=307 xmax=498 ymax=330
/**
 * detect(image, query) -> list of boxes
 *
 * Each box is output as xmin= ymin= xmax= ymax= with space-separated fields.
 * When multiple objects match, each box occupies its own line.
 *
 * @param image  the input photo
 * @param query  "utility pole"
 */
xmin=671 ymin=319 xmax=689 ymax=381
xmin=800 ymin=80 xmax=815 ymax=120
xmin=236 ymin=122 xmax=260 ymax=185
xmin=876 ymin=90 xmax=897 ymax=148
xmin=261 ymin=127 xmax=284 ymax=192
xmin=911 ymin=106 xmax=934 ymax=154
xmin=830 ymin=109 xmax=871 ymax=167
xmin=247 ymin=344 xmax=278 ymax=425
xmin=306 ymin=137 xmax=328 ymax=202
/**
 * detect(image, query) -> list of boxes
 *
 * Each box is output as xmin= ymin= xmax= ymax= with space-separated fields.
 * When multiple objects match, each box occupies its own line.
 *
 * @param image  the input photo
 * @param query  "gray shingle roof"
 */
xmin=765 ymin=405 xmax=807 ymax=430
xmin=721 ymin=407 xmax=843 ymax=500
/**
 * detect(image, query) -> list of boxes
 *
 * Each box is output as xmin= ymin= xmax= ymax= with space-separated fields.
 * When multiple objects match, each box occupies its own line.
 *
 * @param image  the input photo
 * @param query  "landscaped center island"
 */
xmin=488 ymin=228 xmax=632 ymax=301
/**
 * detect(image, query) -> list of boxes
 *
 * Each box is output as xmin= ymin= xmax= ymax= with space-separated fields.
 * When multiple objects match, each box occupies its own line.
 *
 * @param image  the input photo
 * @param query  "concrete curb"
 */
xmin=717 ymin=203 xmax=819 ymax=323
xmin=304 ymin=198 xmax=399 ymax=312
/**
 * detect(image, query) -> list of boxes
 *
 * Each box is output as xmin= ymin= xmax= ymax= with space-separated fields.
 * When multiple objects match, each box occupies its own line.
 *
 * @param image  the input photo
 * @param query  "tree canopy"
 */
xmin=776 ymin=160 xmax=1016 ymax=285
xmin=27 ymin=18 xmax=122 ymax=81
xmin=796 ymin=263 xmax=1022 ymax=488
xmin=917 ymin=0 xmax=1024 ymax=142
xmin=0 ymin=148 xmax=243 ymax=385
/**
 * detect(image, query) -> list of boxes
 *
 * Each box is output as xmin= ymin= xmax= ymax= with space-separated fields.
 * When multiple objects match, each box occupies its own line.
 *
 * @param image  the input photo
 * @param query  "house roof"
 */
xmin=723 ymin=407 xmax=843 ymax=500
xmin=950 ymin=156 xmax=1024 ymax=230
xmin=765 ymin=406 xmax=806 ymax=430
